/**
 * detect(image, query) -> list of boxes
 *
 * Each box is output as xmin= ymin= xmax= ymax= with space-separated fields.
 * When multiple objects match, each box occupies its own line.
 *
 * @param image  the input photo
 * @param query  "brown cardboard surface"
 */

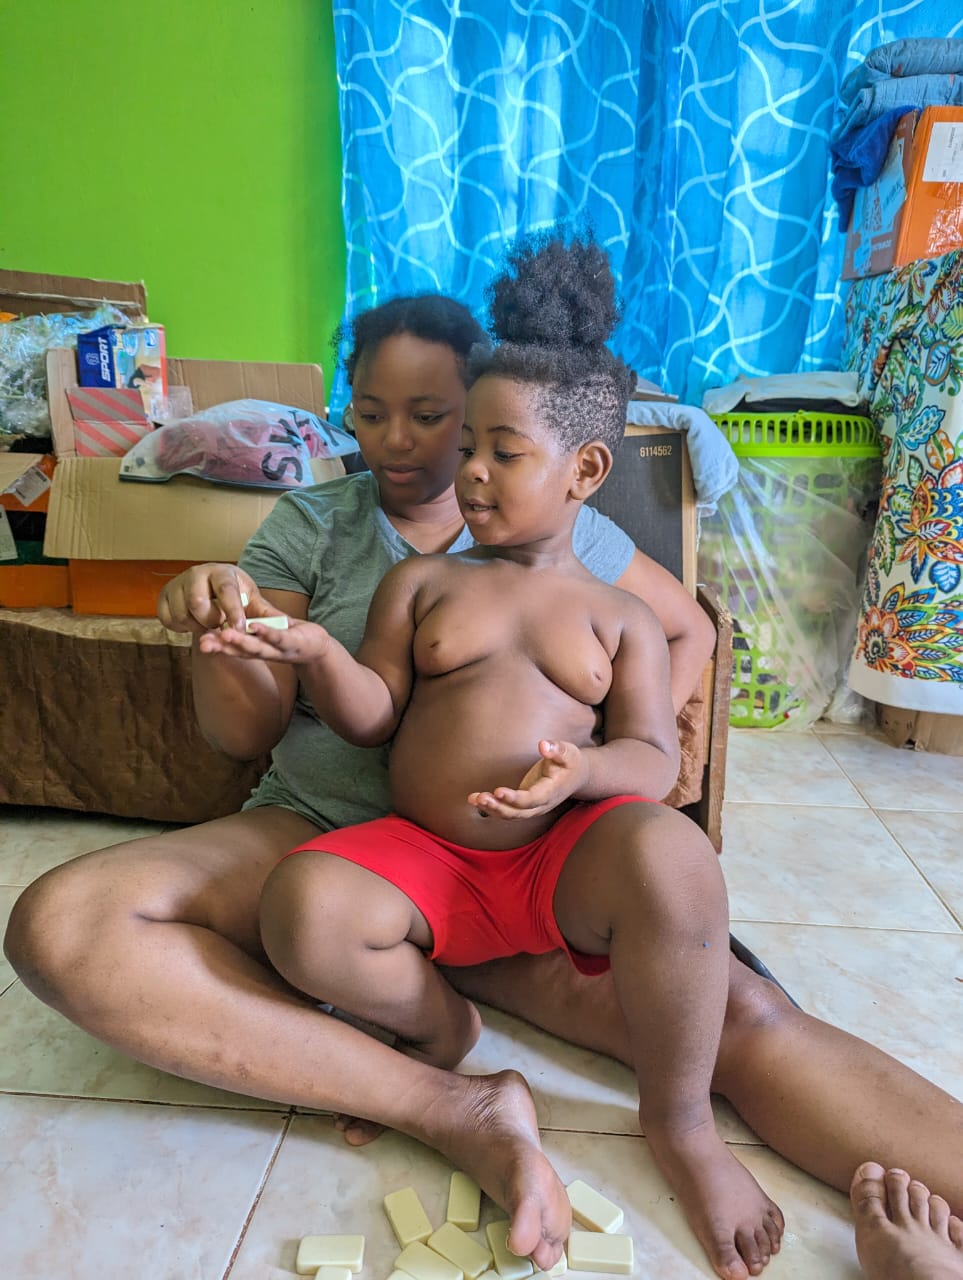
xmin=44 ymin=458 xmax=293 ymax=560
xmin=0 ymin=454 xmax=45 ymax=491
xmin=878 ymin=704 xmax=963 ymax=756
xmin=0 ymin=269 xmax=146 ymax=321
xmin=0 ymin=454 xmax=55 ymax=512
xmin=167 ymin=357 xmax=326 ymax=412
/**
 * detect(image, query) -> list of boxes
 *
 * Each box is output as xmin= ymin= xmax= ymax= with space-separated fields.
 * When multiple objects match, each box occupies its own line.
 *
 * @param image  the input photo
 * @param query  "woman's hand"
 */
xmin=158 ymin=564 xmax=270 ymax=634
xmin=467 ymin=740 xmax=588 ymax=819
xmin=197 ymin=616 xmax=333 ymax=666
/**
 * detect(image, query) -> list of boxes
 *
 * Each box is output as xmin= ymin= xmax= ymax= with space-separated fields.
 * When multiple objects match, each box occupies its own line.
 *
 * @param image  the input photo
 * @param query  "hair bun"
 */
xmin=486 ymin=232 xmax=619 ymax=350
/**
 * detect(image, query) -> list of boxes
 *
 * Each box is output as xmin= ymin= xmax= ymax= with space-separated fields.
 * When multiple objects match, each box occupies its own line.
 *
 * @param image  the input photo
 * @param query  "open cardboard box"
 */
xmin=43 ymin=348 xmax=343 ymax=615
xmin=0 ymin=270 xmax=151 ymax=607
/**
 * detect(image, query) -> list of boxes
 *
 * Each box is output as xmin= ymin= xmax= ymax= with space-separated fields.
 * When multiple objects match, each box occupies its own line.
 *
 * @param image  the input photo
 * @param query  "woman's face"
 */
xmin=350 ymin=332 xmax=468 ymax=508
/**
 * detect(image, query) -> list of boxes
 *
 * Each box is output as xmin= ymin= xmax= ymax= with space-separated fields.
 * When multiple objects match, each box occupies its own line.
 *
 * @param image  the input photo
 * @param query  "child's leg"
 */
xmin=259 ymin=851 xmax=479 ymax=1070
xmin=553 ymin=801 xmax=782 ymax=1280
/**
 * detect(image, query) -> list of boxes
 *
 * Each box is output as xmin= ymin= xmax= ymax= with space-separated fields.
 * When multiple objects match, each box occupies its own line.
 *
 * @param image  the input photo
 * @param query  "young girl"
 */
xmin=210 ymin=232 xmax=783 ymax=1280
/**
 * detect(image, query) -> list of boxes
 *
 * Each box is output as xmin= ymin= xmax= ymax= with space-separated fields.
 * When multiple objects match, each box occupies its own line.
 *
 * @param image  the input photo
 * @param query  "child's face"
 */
xmin=457 ymin=375 xmax=580 ymax=546
xmin=351 ymin=332 xmax=467 ymax=506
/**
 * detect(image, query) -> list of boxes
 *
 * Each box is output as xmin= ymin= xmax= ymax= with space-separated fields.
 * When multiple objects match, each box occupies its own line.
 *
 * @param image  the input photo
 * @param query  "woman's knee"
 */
xmin=720 ymin=958 xmax=794 ymax=1048
xmin=258 ymin=853 xmax=355 ymax=985
xmin=4 ymin=861 xmax=104 ymax=998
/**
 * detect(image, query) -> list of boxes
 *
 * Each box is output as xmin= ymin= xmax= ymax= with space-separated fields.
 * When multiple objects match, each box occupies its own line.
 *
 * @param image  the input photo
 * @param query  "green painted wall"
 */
xmin=0 ymin=0 xmax=345 ymax=394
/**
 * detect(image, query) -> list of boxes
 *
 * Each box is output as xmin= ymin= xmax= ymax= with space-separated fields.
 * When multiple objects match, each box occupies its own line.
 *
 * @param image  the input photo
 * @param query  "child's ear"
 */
xmin=570 ymin=441 xmax=613 ymax=499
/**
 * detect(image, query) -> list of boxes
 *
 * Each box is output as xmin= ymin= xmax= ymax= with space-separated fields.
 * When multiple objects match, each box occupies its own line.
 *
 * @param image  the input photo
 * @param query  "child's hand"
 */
xmin=197 ymin=616 xmax=332 ymax=665
xmin=468 ymin=740 xmax=587 ymax=819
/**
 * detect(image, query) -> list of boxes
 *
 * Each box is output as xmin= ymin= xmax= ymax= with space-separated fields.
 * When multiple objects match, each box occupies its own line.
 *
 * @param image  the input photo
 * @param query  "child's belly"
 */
xmin=388 ymin=667 xmax=599 ymax=849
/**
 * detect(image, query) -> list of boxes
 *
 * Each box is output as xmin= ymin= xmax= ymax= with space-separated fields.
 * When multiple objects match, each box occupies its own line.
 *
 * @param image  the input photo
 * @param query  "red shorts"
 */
xmin=285 ymin=795 xmax=651 ymax=974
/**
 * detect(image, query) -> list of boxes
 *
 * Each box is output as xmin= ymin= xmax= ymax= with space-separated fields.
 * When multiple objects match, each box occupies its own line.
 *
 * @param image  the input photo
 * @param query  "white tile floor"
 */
xmin=1 ymin=725 xmax=962 ymax=1279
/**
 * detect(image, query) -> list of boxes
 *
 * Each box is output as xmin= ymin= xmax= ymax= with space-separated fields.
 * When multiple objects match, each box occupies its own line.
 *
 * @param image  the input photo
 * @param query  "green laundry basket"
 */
xmin=700 ymin=411 xmax=881 ymax=728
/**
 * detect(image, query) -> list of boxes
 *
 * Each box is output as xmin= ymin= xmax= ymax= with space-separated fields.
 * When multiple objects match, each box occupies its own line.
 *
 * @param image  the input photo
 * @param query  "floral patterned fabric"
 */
xmin=843 ymin=250 xmax=963 ymax=710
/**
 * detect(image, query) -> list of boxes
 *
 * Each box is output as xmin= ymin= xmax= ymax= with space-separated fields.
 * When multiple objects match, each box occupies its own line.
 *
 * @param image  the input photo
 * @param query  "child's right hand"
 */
xmin=158 ymin=563 xmax=263 ymax=635
xmin=197 ymin=616 xmax=333 ymax=666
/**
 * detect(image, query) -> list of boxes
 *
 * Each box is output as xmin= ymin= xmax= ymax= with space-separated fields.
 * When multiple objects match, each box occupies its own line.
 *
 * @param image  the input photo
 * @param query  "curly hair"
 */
xmin=337 ymin=295 xmax=489 ymax=388
xmin=467 ymin=231 xmax=633 ymax=455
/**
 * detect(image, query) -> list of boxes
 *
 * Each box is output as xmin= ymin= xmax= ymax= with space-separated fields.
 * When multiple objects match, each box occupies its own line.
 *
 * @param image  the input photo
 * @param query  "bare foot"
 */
xmin=851 ymin=1162 xmax=963 ymax=1280
xmin=423 ymin=1068 xmax=571 ymax=1272
xmin=647 ymin=1119 xmax=784 ymax=1279
xmin=334 ymin=1001 xmax=483 ymax=1147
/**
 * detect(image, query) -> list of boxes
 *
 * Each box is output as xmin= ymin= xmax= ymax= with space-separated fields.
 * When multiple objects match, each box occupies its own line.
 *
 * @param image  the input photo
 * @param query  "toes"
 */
xmin=708 ymin=1233 xmax=750 ymax=1280
xmin=929 ymin=1193 xmax=952 ymax=1236
xmin=850 ymin=1163 xmax=890 ymax=1224
xmin=948 ymin=1214 xmax=963 ymax=1249
xmin=765 ymin=1204 xmax=785 ymax=1252
xmin=907 ymin=1178 xmax=931 ymax=1224
xmin=883 ymin=1169 xmax=912 ymax=1225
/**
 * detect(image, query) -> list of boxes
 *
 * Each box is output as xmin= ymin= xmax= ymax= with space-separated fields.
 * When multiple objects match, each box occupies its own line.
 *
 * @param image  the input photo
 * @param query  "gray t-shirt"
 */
xmin=238 ymin=470 xmax=634 ymax=831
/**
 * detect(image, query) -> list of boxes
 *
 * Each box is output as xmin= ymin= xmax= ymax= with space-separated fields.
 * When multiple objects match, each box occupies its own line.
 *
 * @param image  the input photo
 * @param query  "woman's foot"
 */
xmin=851 ymin=1163 xmax=963 ymax=1280
xmin=334 ymin=999 xmax=483 ymax=1146
xmin=423 ymin=1068 xmax=571 ymax=1272
xmin=646 ymin=1118 xmax=784 ymax=1280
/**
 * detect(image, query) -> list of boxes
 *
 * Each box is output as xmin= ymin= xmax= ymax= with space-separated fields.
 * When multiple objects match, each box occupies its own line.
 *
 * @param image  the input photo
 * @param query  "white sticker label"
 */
xmin=923 ymin=122 xmax=963 ymax=183
xmin=5 ymin=462 xmax=52 ymax=507
xmin=0 ymin=508 xmax=18 ymax=561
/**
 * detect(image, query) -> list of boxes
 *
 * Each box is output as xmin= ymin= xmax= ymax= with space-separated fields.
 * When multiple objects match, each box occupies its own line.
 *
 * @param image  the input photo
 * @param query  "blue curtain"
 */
xmin=331 ymin=1 xmax=961 ymax=414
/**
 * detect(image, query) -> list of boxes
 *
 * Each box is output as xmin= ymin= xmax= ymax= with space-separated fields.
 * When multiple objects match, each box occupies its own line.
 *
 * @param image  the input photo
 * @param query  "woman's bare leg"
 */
xmin=2 ymin=809 xmax=568 ymax=1267
xmin=448 ymin=949 xmax=963 ymax=1217
xmin=552 ymin=802 xmax=781 ymax=1280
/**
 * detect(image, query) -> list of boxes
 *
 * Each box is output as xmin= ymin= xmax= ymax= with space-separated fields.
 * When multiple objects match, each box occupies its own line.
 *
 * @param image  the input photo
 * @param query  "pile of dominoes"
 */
xmin=293 ymin=1175 xmax=633 ymax=1278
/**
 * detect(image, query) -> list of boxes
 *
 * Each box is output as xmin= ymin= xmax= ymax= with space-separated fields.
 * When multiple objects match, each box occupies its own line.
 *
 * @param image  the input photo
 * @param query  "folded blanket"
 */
xmin=833 ymin=37 xmax=963 ymax=142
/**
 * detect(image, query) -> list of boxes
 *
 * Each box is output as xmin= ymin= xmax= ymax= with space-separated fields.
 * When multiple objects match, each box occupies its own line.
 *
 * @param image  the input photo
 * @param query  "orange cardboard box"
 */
xmin=43 ymin=350 xmax=342 ymax=615
xmin=842 ymin=107 xmax=963 ymax=280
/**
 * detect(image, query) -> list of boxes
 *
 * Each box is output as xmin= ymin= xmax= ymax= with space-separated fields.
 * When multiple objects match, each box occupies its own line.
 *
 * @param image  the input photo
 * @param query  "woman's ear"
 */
xmin=570 ymin=441 xmax=613 ymax=499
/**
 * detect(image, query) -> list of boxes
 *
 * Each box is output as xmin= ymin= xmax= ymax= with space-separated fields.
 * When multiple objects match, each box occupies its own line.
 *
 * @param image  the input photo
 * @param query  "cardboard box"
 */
xmin=43 ymin=349 xmax=342 ymax=615
xmin=0 ymin=269 xmax=147 ymax=322
xmin=878 ymin=704 xmax=963 ymax=756
xmin=76 ymin=323 xmax=168 ymax=418
xmin=842 ymin=107 xmax=963 ymax=280
xmin=0 ymin=269 xmax=146 ymax=321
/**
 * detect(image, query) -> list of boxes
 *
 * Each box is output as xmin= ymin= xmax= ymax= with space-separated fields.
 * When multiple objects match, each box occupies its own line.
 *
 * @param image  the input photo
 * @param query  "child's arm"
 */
xmin=469 ymin=599 xmax=681 ymax=815
xmin=198 ymin=561 xmax=422 ymax=748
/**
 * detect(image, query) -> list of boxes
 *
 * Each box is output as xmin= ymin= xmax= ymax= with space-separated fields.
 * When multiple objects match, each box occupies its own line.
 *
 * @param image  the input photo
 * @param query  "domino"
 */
xmin=485 ymin=1220 xmax=534 ymax=1280
xmin=427 ymin=1222 xmax=493 ymax=1279
xmin=246 ymin=614 xmax=289 ymax=631
xmin=239 ymin=591 xmax=250 ymax=607
xmin=447 ymin=1171 xmax=482 ymax=1231
xmin=315 ymin=1269 xmax=353 ymax=1280
xmin=295 ymin=1235 xmax=365 ymax=1275
xmin=566 ymin=1231 xmax=633 ymax=1275
xmin=395 ymin=1240 xmax=464 ymax=1280
xmin=565 ymin=1180 xmax=624 ymax=1233
xmin=384 ymin=1186 xmax=434 ymax=1247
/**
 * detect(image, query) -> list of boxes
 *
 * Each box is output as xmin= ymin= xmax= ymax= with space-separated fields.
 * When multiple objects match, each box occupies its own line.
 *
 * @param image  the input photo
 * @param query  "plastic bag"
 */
xmin=0 ymin=305 xmax=127 ymax=444
xmin=119 ymin=399 xmax=359 ymax=489
xmin=697 ymin=453 xmax=880 ymax=729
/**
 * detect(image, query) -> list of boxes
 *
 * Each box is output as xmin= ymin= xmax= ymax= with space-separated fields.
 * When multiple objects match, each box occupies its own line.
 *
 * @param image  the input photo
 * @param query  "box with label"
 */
xmin=76 ymin=324 xmax=168 ymax=419
xmin=842 ymin=106 xmax=963 ymax=280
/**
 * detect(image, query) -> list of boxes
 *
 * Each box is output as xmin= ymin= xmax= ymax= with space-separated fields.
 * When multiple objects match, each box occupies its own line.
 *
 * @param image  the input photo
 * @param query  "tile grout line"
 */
xmin=0 ymin=1085 xmax=291 ymax=1113
xmin=221 ymin=1110 xmax=294 ymax=1278
xmin=870 ymin=824 xmax=963 ymax=933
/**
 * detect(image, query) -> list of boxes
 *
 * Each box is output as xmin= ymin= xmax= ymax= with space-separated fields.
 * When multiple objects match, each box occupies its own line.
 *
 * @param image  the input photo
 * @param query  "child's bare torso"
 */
xmin=388 ymin=554 xmax=628 ymax=848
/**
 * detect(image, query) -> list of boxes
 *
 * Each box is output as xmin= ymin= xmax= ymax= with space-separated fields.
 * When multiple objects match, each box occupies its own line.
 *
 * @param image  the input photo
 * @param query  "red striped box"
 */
xmin=65 ymin=386 xmax=152 ymax=458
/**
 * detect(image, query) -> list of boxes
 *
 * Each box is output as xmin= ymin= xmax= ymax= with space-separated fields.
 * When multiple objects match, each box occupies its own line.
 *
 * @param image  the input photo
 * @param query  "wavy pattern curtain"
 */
xmin=330 ymin=1 xmax=960 ymax=415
